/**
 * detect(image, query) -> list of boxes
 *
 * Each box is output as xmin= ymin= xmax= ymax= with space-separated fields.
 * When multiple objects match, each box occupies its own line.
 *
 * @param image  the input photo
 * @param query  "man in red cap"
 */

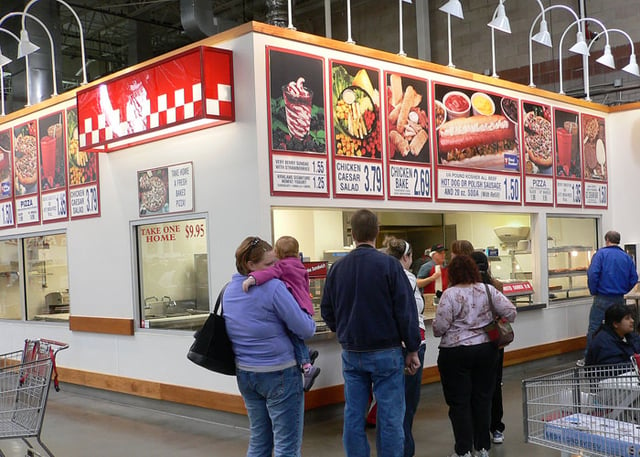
xmin=416 ymin=243 xmax=448 ymax=301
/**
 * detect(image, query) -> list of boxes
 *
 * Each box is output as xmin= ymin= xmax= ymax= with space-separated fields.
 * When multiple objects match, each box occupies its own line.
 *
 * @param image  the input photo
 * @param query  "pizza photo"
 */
xmin=522 ymin=103 xmax=552 ymax=175
xmin=138 ymin=169 xmax=168 ymax=215
xmin=13 ymin=122 xmax=38 ymax=195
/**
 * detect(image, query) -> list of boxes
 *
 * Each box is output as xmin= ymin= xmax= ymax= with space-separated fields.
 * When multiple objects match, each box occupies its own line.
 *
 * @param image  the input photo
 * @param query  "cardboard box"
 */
xmin=544 ymin=413 xmax=640 ymax=457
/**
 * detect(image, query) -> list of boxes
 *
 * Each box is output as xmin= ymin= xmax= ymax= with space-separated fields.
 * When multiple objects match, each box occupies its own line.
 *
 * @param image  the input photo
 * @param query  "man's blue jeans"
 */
xmin=237 ymin=365 xmax=304 ymax=457
xmin=342 ymin=347 xmax=405 ymax=457
xmin=586 ymin=294 xmax=624 ymax=357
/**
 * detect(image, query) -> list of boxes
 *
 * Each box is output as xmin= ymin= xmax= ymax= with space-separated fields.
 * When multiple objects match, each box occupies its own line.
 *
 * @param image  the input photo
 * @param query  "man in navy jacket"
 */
xmin=585 ymin=230 xmax=638 ymax=358
xmin=321 ymin=209 xmax=420 ymax=457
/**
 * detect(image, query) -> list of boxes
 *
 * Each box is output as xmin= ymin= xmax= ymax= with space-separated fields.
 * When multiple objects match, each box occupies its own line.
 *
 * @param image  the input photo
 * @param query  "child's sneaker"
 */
xmin=303 ymin=366 xmax=321 ymax=391
xmin=309 ymin=349 xmax=319 ymax=365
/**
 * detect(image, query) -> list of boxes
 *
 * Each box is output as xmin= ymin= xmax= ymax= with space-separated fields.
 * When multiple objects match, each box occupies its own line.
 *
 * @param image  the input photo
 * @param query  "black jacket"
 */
xmin=585 ymin=325 xmax=640 ymax=366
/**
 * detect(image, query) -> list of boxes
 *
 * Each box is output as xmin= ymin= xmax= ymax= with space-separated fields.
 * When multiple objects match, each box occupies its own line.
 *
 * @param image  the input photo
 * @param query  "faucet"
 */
xmin=144 ymin=296 xmax=159 ymax=310
xmin=163 ymin=296 xmax=177 ymax=307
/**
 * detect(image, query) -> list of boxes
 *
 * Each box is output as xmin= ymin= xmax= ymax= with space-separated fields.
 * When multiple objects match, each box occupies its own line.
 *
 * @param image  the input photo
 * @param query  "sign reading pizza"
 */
xmin=77 ymin=47 xmax=234 ymax=152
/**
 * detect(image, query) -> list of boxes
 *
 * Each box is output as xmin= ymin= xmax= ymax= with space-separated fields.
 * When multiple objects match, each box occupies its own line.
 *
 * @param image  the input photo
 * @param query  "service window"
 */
xmin=24 ymin=234 xmax=70 ymax=321
xmin=135 ymin=216 xmax=210 ymax=330
xmin=0 ymin=239 xmax=21 ymax=320
xmin=547 ymin=216 xmax=597 ymax=302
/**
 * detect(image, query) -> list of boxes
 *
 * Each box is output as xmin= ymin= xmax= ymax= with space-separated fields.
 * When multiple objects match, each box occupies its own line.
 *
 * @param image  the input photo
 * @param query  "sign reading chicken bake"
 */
xmin=384 ymin=71 xmax=431 ymax=200
xmin=77 ymin=47 xmax=234 ymax=152
xmin=433 ymin=83 xmax=521 ymax=204
xmin=266 ymin=48 xmax=329 ymax=197
xmin=330 ymin=61 xmax=383 ymax=199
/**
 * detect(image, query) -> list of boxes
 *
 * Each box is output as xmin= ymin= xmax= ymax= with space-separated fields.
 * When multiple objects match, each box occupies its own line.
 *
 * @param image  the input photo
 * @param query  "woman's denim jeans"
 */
xmin=342 ymin=347 xmax=405 ymax=457
xmin=237 ymin=365 xmax=304 ymax=457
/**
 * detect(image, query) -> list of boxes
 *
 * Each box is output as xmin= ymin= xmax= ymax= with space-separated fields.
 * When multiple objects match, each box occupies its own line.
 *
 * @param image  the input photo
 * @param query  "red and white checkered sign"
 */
xmin=77 ymin=47 xmax=234 ymax=152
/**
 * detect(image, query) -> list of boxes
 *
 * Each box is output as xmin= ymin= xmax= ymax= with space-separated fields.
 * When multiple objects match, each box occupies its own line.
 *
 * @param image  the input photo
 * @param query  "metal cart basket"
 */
xmin=0 ymin=339 xmax=68 ymax=457
xmin=523 ymin=359 xmax=640 ymax=457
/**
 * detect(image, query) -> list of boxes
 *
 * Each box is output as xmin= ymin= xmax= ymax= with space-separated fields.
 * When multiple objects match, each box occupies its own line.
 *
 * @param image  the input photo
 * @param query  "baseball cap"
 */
xmin=430 ymin=243 xmax=447 ymax=255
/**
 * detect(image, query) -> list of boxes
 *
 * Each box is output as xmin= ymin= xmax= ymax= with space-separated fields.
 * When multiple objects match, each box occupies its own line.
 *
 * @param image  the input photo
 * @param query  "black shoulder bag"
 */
xmin=187 ymin=284 xmax=236 ymax=375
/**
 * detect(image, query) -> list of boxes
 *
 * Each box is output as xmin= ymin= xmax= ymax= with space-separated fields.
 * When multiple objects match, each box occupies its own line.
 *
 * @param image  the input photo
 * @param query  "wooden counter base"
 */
xmin=58 ymin=336 xmax=586 ymax=415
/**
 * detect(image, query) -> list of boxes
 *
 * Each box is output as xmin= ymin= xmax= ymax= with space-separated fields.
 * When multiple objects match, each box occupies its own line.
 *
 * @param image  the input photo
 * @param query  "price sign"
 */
xmin=389 ymin=164 xmax=431 ymax=199
xmin=184 ymin=221 xmax=205 ymax=238
xmin=525 ymin=176 xmax=553 ymax=205
xmin=271 ymin=155 xmax=328 ymax=194
xmin=41 ymin=190 xmax=68 ymax=222
xmin=437 ymin=169 xmax=521 ymax=204
xmin=70 ymin=184 xmax=99 ymax=218
xmin=556 ymin=179 xmax=582 ymax=206
xmin=334 ymin=159 xmax=384 ymax=198
xmin=16 ymin=196 xmax=39 ymax=225
xmin=0 ymin=201 xmax=14 ymax=228
xmin=584 ymin=182 xmax=607 ymax=208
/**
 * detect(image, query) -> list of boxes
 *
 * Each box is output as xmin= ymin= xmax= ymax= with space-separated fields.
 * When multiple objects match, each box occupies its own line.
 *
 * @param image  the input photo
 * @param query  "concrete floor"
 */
xmin=0 ymin=352 xmax=582 ymax=457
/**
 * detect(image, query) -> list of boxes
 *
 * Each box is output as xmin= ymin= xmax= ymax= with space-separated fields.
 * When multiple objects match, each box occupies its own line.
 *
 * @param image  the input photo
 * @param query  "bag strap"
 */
xmin=213 ymin=283 xmax=229 ymax=316
xmin=483 ymin=283 xmax=495 ymax=315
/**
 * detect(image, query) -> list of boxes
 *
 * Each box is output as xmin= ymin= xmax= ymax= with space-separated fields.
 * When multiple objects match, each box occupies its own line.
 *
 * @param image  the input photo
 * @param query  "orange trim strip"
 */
xmin=69 ymin=316 xmax=134 ymax=336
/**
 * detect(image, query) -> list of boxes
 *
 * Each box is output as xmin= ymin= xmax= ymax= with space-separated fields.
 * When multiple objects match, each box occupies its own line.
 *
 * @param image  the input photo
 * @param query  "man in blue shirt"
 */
xmin=584 ymin=230 xmax=638 ymax=360
xmin=321 ymin=209 xmax=421 ymax=457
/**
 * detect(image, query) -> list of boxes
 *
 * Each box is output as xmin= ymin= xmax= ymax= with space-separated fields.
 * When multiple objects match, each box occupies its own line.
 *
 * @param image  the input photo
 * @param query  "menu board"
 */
xmin=13 ymin=121 xmax=40 ymax=226
xmin=433 ymin=83 xmax=521 ymax=204
xmin=0 ymin=129 xmax=14 ymax=228
xmin=581 ymin=114 xmax=608 ymax=208
xmin=554 ymin=108 xmax=582 ymax=207
xmin=67 ymin=106 xmax=100 ymax=219
xmin=522 ymin=101 xmax=553 ymax=205
xmin=330 ymin=61 xmax=383 ymax=198
xmin=39 ymin=111 xmax=68 ymax=222
xmin=384 ymin=71 xmax=431 ymax=200
xmin=267 ymin=48 xmax=329 ymax=197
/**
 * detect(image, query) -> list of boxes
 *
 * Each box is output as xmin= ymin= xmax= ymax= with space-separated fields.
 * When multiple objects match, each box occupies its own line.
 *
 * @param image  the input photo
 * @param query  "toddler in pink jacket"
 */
xmin=243 ymin=236 xmax=320 ymax=391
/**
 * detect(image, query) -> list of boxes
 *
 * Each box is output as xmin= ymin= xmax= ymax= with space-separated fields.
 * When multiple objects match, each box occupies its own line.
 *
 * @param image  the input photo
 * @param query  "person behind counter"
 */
xmin=242 ymin=235 xmax=321 ymax=391
xmin=417 ymin=243 xmax=448 ymax=299
xmin=586 ymin=303 xmax=640 ymax=366
xmin=321 ymin=209 xmax=420 ymax=457
xmin=224 ymin=236 xmax=316 ymax=457
xmin=385 ymin=237 xmax=426 ymax=457
xmin=433 ymin=255 xmax=516 ymax=457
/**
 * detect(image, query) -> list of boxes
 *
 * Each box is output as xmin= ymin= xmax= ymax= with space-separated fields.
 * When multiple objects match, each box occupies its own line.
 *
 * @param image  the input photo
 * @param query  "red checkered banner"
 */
xmin=77 ymin=47 xmax=234 ymax=152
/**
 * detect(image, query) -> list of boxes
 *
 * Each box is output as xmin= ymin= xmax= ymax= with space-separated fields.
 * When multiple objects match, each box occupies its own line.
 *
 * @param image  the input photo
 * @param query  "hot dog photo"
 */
xmin=433 ymin=83 xmax=519 ymax=172
xmin=385 ymin=73 xmax=430 ymax=163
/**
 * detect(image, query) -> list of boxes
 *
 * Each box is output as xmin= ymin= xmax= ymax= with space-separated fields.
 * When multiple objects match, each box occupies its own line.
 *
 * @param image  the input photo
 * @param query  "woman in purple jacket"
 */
xmin=242 ymin=235 xmax=321 ymax=391
xmin=224 ymin=236 xmax=316 ymax=457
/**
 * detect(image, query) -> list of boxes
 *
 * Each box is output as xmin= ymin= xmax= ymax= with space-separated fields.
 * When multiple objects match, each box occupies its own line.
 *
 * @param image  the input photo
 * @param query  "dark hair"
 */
xmin=386 ymin=236 xmax=411 ymax=260
xmin=451 ymin=240 xmax=474 ymax=257
xmin=447 ymin=255 xmax=481 ymax=286
xmin=605 ymin=230 xmax=621 ymax=245
xmin=470 ymin=251 xmax=491 ymax=282
xmin=351 ymin=209 xmax=379 ymax=243
xmin=604 ymin=303 xmax=633 ymax=327
xmin=235 ymin=236 xmax=273 ymax=275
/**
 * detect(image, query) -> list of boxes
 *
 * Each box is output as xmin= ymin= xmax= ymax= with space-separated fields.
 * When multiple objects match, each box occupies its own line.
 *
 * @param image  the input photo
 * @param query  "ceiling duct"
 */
xmin=180 ymin=0 xmax=216 ymax=40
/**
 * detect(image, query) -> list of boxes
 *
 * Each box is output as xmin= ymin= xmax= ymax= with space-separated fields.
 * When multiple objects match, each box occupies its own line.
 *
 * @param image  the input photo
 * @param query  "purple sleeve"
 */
xmin=250 ymin=262 xmax=284 ymax=285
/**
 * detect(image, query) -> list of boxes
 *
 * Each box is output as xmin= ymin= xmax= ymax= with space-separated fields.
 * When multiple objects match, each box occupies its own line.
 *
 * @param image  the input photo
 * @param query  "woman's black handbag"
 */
xmin=187 ymin=284 xmax=236 ymax=375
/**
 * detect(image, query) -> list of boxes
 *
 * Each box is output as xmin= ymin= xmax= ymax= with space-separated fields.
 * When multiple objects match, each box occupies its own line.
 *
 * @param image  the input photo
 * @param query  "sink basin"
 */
xmin=186 ymin=309 xmax=209 ymax=315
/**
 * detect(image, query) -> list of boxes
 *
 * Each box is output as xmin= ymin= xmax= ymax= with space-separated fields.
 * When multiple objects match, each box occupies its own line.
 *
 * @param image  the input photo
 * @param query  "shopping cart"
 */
xmin=523 ymin=358 xmax=640 ymax=457
xmin=0 ymin=339 xmax=68 ymax=457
